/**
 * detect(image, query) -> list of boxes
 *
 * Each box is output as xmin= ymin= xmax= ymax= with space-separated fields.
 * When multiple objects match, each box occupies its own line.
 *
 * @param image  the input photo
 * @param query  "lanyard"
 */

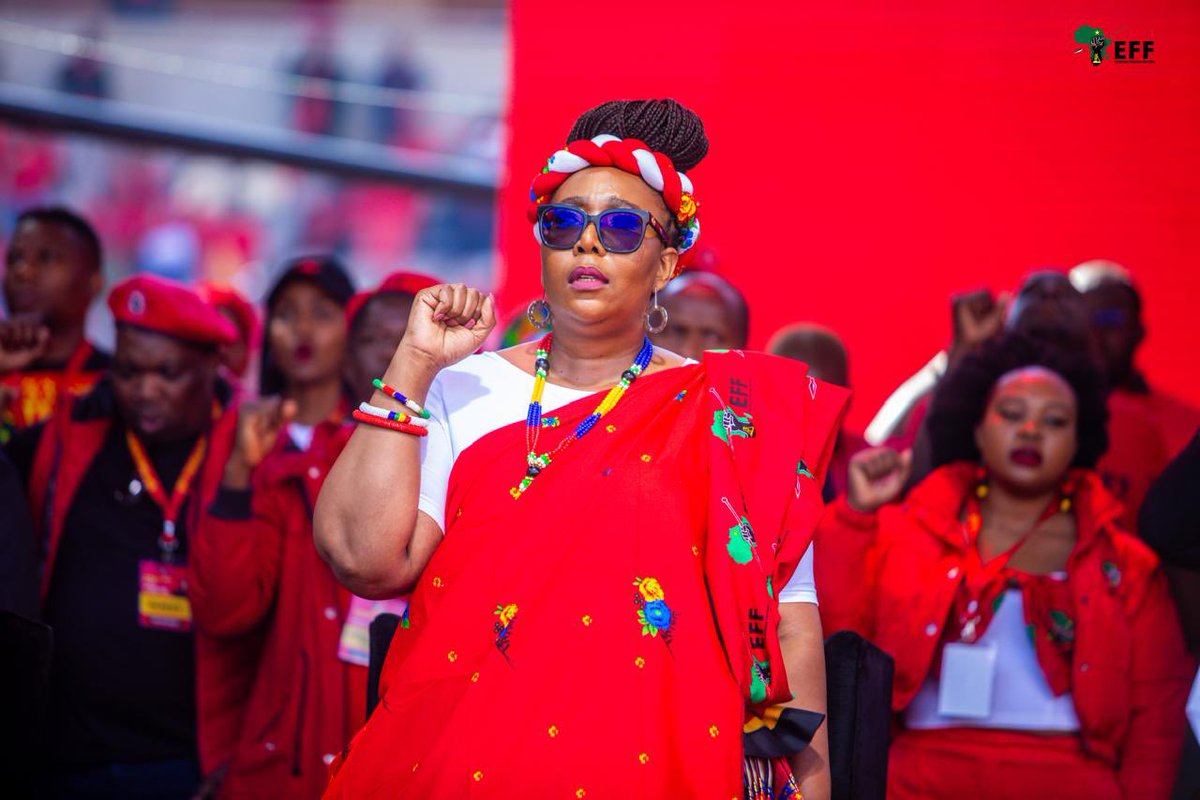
xmin=954 ymin=486 xmax=1068 ymax=642
xmin=126 ymin=429 xmax=208 ymax=561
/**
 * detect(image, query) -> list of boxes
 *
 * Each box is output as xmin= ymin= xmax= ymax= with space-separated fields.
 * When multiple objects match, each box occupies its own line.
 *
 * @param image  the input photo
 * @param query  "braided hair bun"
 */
xmin=568 ymin=99 xmax=708 ymax=172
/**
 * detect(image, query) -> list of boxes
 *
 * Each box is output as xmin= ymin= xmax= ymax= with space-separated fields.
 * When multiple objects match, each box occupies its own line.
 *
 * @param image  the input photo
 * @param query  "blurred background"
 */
xmin=2 ymin=0 xmax=1198 ymax=428
xmin=0 ymin=0 xmax=504 ymax=352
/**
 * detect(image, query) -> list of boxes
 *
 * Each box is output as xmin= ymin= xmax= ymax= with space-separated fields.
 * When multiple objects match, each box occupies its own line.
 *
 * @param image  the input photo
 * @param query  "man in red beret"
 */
xmin=4 ymin=275 xmax=243 ymax=799
xmin=1 ymin=207 xmax=110 ymax=444
xmin=342 ymin=271 xmax=438 ymax=402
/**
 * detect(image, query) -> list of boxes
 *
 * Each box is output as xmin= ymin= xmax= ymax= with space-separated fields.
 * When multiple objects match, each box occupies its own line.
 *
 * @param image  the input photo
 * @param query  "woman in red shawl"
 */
xmin=816 ymin=333 xmax=1192 ymax=799
xmin=315 ymin=99 xmax=847 ymax=799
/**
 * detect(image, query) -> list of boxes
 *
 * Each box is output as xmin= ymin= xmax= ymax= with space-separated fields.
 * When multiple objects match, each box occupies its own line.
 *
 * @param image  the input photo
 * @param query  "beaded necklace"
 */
xmin=512 ymin=333 xmax=654 ymax=499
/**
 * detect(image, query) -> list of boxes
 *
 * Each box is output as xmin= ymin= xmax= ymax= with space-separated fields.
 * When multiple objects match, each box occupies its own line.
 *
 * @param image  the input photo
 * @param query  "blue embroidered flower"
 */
xmin=643 ymin=600 xmax=672 ymax=630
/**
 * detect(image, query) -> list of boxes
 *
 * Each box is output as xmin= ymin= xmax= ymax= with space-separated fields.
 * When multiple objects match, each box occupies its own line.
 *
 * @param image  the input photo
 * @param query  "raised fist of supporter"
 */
xmin=847 ymin=446 xmax=914 ymax=514
xmin=394 ymin=284 xmax=497 ymax=373
xmin=949 ymin=289 xmax=1011 ymax=364
xmin=0 ymin=317 xmax=50 ymax=373
xmin=223 ymin=396 xmax=297 ymax=489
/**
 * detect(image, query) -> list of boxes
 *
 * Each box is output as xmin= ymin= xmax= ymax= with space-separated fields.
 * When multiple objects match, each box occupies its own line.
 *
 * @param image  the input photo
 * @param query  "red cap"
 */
xmin=346 ymin=271 xmax=439 ymax=328
xmin=109 ymin=274 xmax=238 ymax=347
xmin=196 ymin=281 xmax=260 ymax=345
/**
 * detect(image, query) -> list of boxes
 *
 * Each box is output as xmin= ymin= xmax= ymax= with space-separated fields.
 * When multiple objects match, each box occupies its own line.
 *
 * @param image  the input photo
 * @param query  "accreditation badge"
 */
xmin=937 ymin=641 xmax=997 ymax=718
xmin=138 ymin=559 xmax=193 ymax=632
xmin=338 ymin=596 xmax=408 ymax=666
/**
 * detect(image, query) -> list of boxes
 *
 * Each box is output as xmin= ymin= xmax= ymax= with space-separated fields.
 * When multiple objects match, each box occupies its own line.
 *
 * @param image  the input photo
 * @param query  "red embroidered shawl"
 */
xmin=325 ymin=351 xmax=848 ymax=798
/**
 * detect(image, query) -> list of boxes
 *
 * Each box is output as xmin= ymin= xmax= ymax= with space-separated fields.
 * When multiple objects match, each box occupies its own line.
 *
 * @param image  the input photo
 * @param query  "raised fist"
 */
xmin=949 ymin=289 xmax=1010 ymax=364
xmin=394 ymin=284 xmax=497 ymax=372
xmin=0 ymin=317 xmax=50 ymax=374
xmin=223 ymin=396 xmax=297 ymax=488
xmin=847 ymin=447 xmax=913 ymax=513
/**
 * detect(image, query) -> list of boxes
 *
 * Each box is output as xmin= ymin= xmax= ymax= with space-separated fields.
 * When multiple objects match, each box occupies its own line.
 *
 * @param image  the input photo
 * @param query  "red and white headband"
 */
xmin=527 ymin=134 xmax=701 ymax=261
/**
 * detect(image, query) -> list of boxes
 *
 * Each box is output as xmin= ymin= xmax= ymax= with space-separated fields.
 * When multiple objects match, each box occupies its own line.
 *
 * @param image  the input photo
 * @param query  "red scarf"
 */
xmin=324 ymin=352 xmax=847 ymax=798
xmin=944 ymin=471 xmax=1086 ymax=696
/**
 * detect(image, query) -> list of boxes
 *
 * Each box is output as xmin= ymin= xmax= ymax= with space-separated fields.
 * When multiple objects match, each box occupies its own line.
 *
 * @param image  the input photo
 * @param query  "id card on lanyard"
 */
xmin=127 ymin=429 xmax=207 ymax=632
xmin=937 ymin=486 xmax=1068 ymax=717
xmin=953 ymin=489 xmax=1067 ymax=643
xmin=338 ymin=596 xmax=409 ymax=666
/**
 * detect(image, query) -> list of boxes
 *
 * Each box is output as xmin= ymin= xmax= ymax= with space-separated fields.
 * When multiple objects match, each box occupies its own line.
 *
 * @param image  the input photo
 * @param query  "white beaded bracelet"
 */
xmin=357 ymin=401 xmax=430 ymax=427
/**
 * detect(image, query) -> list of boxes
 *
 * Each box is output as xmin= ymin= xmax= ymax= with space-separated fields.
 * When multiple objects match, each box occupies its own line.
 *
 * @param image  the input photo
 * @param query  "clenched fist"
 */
xmin=393 ymin=283 xmax=497 ymax=373
xmin=847 ymin=447 xmax=913 ymax=514
xmin=0 ymin=317 xmax=50 ymax=374
xmin=223 ymin=396 xmax=297 ymax=489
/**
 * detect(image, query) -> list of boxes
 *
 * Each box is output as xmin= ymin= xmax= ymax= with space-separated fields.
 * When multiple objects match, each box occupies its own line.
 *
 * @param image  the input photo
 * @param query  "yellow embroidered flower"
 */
xmin=432 ymin=576 xmax=444 ymax=588
xmin=548 ymin=725 xmax=559 ymax=738
xmin=497 ymin=603 xmax=519 ymax=626
xmin=637 ymin=578 xmax=665 ymax=602
xmin=640 ymin=453 xmax=652 ymax=463
xmin=473 ymin=770 xmax=483 ymax=782
xmin=634 ymin=656 xmax=646 ymax=669
xmin=447 ymin=650 xmax=457 ymax=662
xmin=606 ymin=424 xmax=616 ymax=433
xmin=709 ymin=724 xmax=720 ymax=738
xmin=582 ymin=615 xmax=593 ymax=626
xmin=676 ymin=193 xmax=697 ymax=222
xmin=576 ymin=790 xmax=587 ymax=798
xmin=470 ymin=672 xmax=480 ymax=683
xmin=638 ymin=753 xmax=650 ymax=765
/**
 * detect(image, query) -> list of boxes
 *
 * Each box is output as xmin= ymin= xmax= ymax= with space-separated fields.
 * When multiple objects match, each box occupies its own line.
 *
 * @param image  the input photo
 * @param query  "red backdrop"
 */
xmin=499 ymin=0 xmax=1200 ymax=431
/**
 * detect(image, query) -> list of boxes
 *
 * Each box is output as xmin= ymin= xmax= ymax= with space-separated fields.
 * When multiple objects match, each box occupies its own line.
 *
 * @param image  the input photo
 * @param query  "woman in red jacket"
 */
xmin=815 ymin=333 xmax=1192 ymax=800
xmin=188 ymin=257 xmax=368 ymax=799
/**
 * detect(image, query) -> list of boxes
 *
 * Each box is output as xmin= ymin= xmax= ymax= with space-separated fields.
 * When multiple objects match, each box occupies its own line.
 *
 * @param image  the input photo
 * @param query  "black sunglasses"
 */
xmin=536 ymin=203 xmax=667 ymax=254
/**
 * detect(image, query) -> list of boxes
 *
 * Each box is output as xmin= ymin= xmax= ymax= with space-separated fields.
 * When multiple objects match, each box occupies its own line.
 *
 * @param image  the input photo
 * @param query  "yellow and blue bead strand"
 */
xmin=512 ymin=335 xmax=653 ymax=499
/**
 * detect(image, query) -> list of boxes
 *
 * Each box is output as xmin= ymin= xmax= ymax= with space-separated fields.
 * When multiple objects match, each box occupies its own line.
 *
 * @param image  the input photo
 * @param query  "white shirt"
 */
xmin=417 ymin=352 xmax=817 ymax=604
xmin=905 ymin=589 xmax=1081 ymax=732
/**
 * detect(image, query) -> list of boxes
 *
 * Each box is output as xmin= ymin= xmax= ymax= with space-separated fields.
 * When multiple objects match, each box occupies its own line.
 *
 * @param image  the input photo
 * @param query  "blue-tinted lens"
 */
xmin=539 ymin=206 xmax=585 ymax=249
xmin=598 ymin=210 xmax=647 ymax=252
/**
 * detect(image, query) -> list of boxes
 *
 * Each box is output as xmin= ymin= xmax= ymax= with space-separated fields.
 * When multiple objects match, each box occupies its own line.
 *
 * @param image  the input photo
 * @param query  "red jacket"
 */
xmin=189 ymin=420 xmax=365 ymax=800
xmin=25 ymin=379 xmax=254 ymax=779
xmin=814 ymin=463 xmax=1193 ymax=799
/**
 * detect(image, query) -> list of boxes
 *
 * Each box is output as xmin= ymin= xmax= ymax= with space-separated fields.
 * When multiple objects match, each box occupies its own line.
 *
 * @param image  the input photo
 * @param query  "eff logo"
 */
xmin=1073 ymin=25 xmax=1155 ymax=66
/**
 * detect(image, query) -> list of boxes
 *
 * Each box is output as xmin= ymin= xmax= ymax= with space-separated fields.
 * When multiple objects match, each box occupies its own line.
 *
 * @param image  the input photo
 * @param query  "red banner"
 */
xmin=502 ymin=1 xmax=1200 ymax=430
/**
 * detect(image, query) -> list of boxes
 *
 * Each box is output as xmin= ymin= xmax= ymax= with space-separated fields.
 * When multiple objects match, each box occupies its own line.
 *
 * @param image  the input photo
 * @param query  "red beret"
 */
xmin=197 ymin=281 xmax=260 ymax=344
xmin=346 ymin=271 xmax=439 ymax=329
xmin=109 ymin=275 xmax=238 ymax=347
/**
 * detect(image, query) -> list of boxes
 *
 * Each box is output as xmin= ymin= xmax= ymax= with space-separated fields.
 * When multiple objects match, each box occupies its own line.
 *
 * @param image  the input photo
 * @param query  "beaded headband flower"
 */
xmin=527 ymin=134 xmax=701 ymax=274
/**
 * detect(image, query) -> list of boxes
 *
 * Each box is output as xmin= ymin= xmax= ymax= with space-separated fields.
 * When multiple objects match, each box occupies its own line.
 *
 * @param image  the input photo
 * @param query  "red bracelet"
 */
xmin=352 ymin=408 xmax=429 ymax=436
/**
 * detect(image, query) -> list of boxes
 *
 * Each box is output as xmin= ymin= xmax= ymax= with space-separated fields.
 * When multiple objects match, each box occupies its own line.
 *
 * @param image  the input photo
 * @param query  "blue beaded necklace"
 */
xmin=511 ymin=334 xmax=654 ymax=499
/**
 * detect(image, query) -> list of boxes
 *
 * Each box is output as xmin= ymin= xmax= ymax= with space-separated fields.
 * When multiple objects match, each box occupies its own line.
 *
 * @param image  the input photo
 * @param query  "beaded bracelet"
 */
xmin=372 ymin=379 xmax=430 ymax=419
xmin=352 ymin=408 xmax=429 ymax=437
xmin=357 ymin=401 xmax=428 ymax=427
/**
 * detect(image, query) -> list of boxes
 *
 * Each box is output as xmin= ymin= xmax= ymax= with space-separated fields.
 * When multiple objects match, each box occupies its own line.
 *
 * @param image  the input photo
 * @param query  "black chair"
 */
xmin=824 ymin=630 xmax=894 ymax=800
xmin=0 ymin=609 xmax=53 ymax=792
xmin=366 ymin=612 xmax=402 ymax=719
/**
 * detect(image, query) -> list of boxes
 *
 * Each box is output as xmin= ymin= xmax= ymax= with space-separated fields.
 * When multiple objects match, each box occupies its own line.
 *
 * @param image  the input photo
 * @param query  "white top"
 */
xmin=287 ymin=422 xmax=315 ymax=452
xmin=905 ymin=589 xmax=1081 ymax=732
xmin=417 ymin=352 xmax=817 ymax=605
